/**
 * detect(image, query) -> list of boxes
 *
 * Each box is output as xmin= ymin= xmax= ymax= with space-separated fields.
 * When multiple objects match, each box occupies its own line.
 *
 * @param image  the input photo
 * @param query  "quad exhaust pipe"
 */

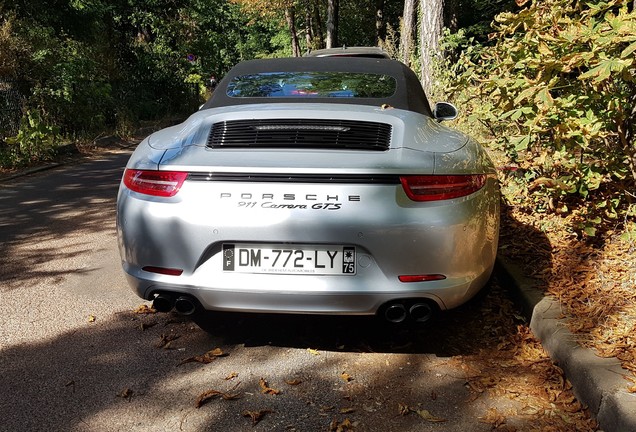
xmin=174 ymin=296 xmax=197 ymax=316
xmin=152 ymin=293 xmax=198 ymax=316
xmin=384 ymin=303 xmax=408 ymax=323
xmin=152 ymin=293 xmax=175 ymax=313
xmin=409 ymin=303 xmax=433 ymax=323
xmin=383 ymin=301 xmax=434 ymax=324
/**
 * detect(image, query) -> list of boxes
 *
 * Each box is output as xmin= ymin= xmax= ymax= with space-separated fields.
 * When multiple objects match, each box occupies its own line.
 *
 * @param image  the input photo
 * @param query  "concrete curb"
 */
xmin=495 ymin=256 xmax=636 ymax=432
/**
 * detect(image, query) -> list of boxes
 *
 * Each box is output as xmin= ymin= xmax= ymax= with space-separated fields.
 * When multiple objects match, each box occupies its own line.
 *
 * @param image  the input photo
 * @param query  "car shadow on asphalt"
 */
xmin=0 ymin=303 xmax=535 ymax=432
xmin=190 ymin=277 xmax=516 ymax=357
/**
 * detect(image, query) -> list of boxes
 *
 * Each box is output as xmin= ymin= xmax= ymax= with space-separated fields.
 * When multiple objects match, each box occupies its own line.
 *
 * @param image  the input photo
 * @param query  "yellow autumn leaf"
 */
xmin=340 ymin=372 xmax=353 ymax=382
xmin=414 ymin=409 xmax=446 ymax=423
xmin=133 ymin=304 xmax=156 ymax=314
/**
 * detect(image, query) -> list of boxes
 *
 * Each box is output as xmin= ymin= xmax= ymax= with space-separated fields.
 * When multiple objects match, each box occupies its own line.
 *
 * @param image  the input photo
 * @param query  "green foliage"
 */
xmin=1 ymin=0 xmax=288 ymax=169
xmin=2 ymin=110 xmax=61 ymax=167
xmin=441 ymin=0 xmax=636 ymax=236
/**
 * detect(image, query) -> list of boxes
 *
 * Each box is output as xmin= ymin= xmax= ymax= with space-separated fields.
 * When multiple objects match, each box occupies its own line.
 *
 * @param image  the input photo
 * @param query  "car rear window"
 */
xmin=226 ymin=72 xmax=396 ymax=99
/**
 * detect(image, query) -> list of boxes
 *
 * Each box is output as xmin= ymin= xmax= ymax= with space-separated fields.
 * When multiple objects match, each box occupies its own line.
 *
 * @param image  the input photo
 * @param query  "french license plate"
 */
xmin=222 ymin=244 xmax=356 ymax=275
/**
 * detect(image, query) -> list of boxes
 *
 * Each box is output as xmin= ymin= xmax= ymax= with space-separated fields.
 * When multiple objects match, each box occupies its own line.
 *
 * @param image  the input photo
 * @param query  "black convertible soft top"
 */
xmin=201 ymin=57 xmax=433 ymax=116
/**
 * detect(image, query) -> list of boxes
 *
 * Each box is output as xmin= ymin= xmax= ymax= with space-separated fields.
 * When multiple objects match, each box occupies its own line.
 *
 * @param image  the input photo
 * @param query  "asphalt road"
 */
xmin=0 ymin=150 xmax=548 ymax=431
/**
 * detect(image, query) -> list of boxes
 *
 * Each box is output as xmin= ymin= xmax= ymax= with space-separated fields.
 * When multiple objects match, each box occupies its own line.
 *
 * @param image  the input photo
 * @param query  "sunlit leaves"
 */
xmin=446 ymin=0 xmax=636 ymax=236
xmin=134 ymin=304 xmax=156 ymax=314
xmin=579 ymin=57 xmax=633 ymax=83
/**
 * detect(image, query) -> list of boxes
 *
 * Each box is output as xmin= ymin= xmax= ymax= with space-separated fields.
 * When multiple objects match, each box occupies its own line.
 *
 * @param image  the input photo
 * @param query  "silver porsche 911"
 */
xmin=116 ymin=56 xmax=499 ymax=327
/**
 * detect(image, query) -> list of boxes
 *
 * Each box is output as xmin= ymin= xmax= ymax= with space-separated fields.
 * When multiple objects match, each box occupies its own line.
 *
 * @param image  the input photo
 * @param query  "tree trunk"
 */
xmin=419 ymin=0 xmax=443 ymax=94
xmin=375 ymin=0 xmax=385 ymax=45
xmin=313 ymin=1 xmax=324 ymax=49
xmin=326 ymin=0 xmax=339 ymax=48
xmin=285 ymin=6 xmax=301 ymax=57
xmin=305 ymin=0 xmax=313 ymax=52
xmin=400 ymin=0 xmax=417 ymax=65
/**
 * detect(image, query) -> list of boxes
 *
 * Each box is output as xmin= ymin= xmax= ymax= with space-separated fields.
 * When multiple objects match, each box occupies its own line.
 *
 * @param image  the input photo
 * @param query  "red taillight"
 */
xmin=400 ymin=175 xmax=487 ymax=202
xmin=142 ymin=266 xmax=184 ymax=276
xmin=123 ymin=169 xmax=187 ymax=197
xmin=398 ymin=274 xmax=447 ymax=283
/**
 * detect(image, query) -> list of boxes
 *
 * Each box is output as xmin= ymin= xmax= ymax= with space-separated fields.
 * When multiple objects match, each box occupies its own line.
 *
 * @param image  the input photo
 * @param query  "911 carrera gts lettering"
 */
xmin=311 ymin=203 xmax=341 ymax=210
xmin=237 ymin=201 xmax=342 ymax=210
xmin=261 ymin=202 xmax=308 ymax=209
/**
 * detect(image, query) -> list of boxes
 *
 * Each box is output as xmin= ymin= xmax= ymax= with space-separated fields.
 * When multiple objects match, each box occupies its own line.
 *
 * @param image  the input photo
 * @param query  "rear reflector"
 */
xmin=142 ymin=266 xmax=184 ymax=276
xmin=399 ymin=274 xmax=447 ymax=283
xmin=123 ymin=169 xmax=187 ymax=197
xmin=400 ymin=175 xmax=486 ymax=201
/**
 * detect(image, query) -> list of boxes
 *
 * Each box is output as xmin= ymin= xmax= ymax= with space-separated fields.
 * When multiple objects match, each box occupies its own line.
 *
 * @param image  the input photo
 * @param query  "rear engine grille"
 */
xmin=207 ymin=119 xmax=392 ymax=151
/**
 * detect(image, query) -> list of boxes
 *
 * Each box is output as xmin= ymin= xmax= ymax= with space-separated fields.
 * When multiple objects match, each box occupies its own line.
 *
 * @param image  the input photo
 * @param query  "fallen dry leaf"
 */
xmin=179 ymin=348 xmax=228 ymax=365
xmin=88 ymin=315 xmax=96 ymax=323
xmin=140 ymin=322 xmax=157 ymax=331
xmin=307 ymin=348 xmax=321 ymax=356
xmin=259 ymin=378 xmax=281 ymax=395
xmin=414 ymin=409 xmax=446 ymax=423
xmin=340 ymin=372 xmax=353 ymax=383
xmin=156 ymin=333 xmax=180 ymax=348
xmin=195 ymin=389 xmax=241 ymax=408
xmin=329 ymin=418 xmax=356 ymax=431
xmin=285 ymin=379 xmax=302 ymax=386
xmin=134 ymin=304 xmax=156 ymax=314
xmin=339 ymin=407 xmax=355 ymax=414
xmin=242 ymin=409 xmax=273 ymax=425
xmin=398 ymin=403 xmax=446 ymax=423
xmin=225 ymin=372 xmax=239 ymax=380
xmin=479 ymin=407 xmax=506 ymax=428
xmin=117 ymin=388 xmax=133 ymax=399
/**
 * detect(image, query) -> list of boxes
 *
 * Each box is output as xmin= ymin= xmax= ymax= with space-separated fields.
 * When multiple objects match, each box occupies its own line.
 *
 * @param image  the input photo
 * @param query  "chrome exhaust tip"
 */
xmin=384 ymin=303 xmax=408 ymax=323
xmin=152 ymin=294 xmax=174 ymax=313
xmin=174 ymin=296 xmax=197 ymax=316
xmin=409 ymin=303 xmax=433 ymax=323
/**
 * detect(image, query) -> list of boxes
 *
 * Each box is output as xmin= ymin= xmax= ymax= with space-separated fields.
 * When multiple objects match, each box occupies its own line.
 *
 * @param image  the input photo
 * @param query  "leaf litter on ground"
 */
xmin=195 ymin=389 xmax=241 ymax=408
xmin=452 ymin=275 xmax=599 ymax=430
xmin=499 ymin=207 xmax=636 ymax=390
xmin=156 ymin=333 xmax=180 ymax=349
xmin=259 ymin=377 xmax=281 ymax=395
xmin=133 ymin=304 xmax=156 ymax=314
xmin=179 ymin=347 xmax=228 ymax=365
xmin=242 ymin=409 xmax=273 ymax=425
xmin=398 ymin=403 xmax=446 ymax=423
